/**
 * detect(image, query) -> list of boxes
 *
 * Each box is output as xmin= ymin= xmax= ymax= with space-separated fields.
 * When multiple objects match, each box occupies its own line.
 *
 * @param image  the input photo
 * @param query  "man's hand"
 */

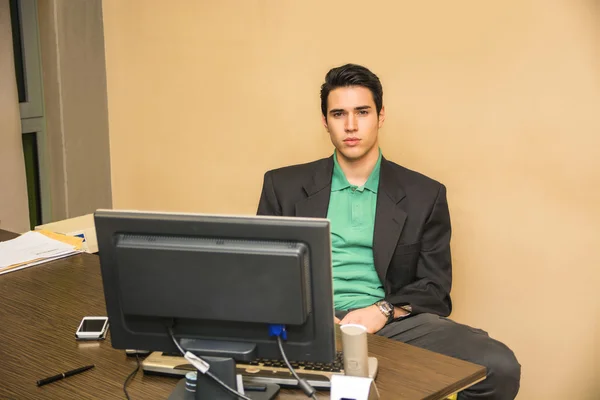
xmin=339 ymin=305 xmax=387 ymax=334
xmin=334 ymin=316 xmax=341 ymax=324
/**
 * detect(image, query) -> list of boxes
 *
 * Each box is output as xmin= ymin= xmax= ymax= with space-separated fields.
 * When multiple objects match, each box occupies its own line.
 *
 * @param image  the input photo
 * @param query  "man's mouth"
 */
xmin=343 ymin=138 xmax=361 ymax=147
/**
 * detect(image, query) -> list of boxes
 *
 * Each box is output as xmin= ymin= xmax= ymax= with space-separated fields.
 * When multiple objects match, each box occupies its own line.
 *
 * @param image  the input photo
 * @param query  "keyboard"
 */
xmin=244 ymin=351 xmax=344 ymax=372
xmin=141 ymin=351 xmax=344 ymax=387
xmin=238 ymin=352 xmax=344 ymax=389
xmin=141 ymin=351 xmax=378 ymax=390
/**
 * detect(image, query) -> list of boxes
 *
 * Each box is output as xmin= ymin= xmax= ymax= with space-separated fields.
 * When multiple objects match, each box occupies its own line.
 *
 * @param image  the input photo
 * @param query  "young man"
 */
xmin=257 ymin=64 xmax=520 ymax=400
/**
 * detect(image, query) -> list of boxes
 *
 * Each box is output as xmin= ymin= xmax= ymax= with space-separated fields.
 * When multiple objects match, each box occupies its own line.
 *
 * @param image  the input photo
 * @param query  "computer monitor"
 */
xmin=94 ymin=209 xmax=335 ymax=399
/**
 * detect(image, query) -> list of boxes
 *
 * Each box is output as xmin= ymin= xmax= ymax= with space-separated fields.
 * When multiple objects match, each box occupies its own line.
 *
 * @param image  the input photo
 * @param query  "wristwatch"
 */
xmin=374 ymin=300 xmax=395 ymax=324
xmin=375 ymin=302 xmax=413 ymax=324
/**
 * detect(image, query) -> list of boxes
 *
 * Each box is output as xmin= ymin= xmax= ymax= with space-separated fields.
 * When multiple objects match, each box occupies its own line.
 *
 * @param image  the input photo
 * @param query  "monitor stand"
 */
xmin=167 ymin=357 xmax=280 ymax=399
xmin=166 ymin=340 xmax=280 ymax=400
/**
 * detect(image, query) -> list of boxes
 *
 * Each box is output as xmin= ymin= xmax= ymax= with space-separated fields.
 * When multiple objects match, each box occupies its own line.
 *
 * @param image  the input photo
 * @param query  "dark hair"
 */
xmin=320 ymin=64 xmax=383 ymax=118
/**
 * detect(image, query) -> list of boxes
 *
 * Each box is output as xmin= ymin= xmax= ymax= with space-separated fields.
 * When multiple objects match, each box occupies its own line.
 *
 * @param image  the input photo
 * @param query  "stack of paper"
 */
xmin=0 ymin=231 xmax=83 ymax=276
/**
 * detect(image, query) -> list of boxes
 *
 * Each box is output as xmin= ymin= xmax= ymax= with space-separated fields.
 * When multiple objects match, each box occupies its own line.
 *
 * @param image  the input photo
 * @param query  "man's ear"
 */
xmin=378 ymin=106 xmax=386 ymax=128
xmin=322 ymin=114 xmax=329 ymax=131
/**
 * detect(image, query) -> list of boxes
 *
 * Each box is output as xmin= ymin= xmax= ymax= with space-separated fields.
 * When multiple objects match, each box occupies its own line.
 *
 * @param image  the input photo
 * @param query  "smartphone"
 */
xmin=76 ymin=316 xmax=109 ymax=340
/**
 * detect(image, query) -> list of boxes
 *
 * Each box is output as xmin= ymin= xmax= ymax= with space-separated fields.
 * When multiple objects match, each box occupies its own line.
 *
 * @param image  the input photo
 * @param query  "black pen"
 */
xmin=36 ymin=365 xmax=95 ymax=387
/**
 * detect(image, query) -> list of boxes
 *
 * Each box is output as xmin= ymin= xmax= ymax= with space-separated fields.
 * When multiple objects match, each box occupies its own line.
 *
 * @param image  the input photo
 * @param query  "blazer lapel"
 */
xmin=295 ymin=157 xmax=334 ymax=218
xmin=373 ymin=157 xmax=407 ymax=283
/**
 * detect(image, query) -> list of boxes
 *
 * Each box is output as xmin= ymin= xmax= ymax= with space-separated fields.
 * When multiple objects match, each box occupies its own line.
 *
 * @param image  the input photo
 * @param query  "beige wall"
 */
xmin=38 ymin=0 xmax=112 ymax=221
xmin=102 ymin=1 xmax=600 ymax=398
xmin=0 ymin=0 xmax=29 ymax=233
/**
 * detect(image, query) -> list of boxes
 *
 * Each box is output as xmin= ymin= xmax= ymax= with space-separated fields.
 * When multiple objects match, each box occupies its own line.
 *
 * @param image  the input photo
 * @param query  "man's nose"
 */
xmin=345 ymin=115 xmax=358 ymax=132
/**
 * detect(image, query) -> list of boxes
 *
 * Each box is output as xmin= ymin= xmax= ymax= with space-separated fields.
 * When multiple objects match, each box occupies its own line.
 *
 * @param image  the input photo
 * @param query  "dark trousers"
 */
xmin=335 ymin=311 xmax=521 ymax=400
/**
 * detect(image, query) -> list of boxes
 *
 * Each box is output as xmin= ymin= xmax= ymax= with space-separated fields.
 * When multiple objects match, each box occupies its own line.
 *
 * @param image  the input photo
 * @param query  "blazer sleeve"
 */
xmin=256 ymin=171 xmax=283 ymax=216
xmin=386 ymin=184 xmax=453 ymax=316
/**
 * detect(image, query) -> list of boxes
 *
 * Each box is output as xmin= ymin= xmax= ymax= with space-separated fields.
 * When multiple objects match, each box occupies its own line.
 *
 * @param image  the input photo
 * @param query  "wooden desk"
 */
xmin=0 ymin=229 xmax=485 ymax=399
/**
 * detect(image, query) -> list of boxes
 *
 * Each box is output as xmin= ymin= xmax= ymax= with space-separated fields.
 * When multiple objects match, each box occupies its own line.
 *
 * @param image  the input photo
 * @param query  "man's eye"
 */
xmin=333 ymin=112 xmax=343 ymax=117
xmin=358 ymin=110 xmax=369 ymax=115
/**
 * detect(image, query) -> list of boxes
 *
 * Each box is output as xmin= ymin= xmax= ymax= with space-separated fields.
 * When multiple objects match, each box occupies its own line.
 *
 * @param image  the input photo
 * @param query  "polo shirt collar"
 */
xmin=331 ymin=149 xmax=382 ymax=193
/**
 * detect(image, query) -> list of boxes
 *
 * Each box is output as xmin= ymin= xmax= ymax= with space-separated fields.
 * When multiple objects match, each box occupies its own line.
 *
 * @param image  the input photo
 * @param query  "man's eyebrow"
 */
xmin=328 ymin=105 xmax=372 ymax=114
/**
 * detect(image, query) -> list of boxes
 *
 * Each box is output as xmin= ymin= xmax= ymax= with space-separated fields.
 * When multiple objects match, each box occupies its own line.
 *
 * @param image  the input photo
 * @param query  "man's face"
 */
xmin=323 ymin=86 xmax=385 ymax=163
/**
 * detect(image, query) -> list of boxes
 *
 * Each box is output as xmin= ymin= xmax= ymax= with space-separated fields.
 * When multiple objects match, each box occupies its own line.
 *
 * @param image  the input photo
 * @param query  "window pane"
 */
xmin=9 ymin=0 xmax=26 ymax=103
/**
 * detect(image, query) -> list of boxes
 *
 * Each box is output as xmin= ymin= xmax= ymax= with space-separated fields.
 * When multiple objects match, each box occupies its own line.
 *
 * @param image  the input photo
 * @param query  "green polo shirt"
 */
xmin=327 ymin=150 xmax=385 ymax=311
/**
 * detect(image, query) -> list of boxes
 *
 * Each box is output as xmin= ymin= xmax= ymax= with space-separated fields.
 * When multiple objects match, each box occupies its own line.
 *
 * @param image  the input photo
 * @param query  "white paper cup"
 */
xmin=340 ymin=323 xmax=369 ymax=377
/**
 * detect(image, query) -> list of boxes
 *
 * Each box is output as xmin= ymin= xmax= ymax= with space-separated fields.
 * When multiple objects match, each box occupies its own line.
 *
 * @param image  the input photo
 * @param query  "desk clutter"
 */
xmin=140 ymin=350 xmax=379 ymax=391
xmin=35 ymin=213 xmax=98 ymax=253
xmin=138 ymin=318 xmax=380 ymax=398
xmin=0 ymin=230 xmax=83 ymax=275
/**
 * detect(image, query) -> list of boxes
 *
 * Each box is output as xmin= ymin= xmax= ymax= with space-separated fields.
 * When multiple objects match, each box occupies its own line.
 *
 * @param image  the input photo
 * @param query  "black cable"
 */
xmin=123 ymin=353 xmax=140 ymax=400
xmin=166 ymin=325 xmax=252 ymax=400
xmin=276 ymin=336 xmax=317 ymax=399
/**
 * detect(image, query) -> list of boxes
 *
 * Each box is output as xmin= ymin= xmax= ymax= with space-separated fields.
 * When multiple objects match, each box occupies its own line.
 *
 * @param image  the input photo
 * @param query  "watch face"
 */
xmin=379 ymin=301 xmax=393 ymax=315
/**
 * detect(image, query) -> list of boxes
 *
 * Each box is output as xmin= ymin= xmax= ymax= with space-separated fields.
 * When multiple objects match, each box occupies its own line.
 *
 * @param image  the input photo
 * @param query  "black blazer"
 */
xmin=257 ymin=155 xmax=452 ymax=317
